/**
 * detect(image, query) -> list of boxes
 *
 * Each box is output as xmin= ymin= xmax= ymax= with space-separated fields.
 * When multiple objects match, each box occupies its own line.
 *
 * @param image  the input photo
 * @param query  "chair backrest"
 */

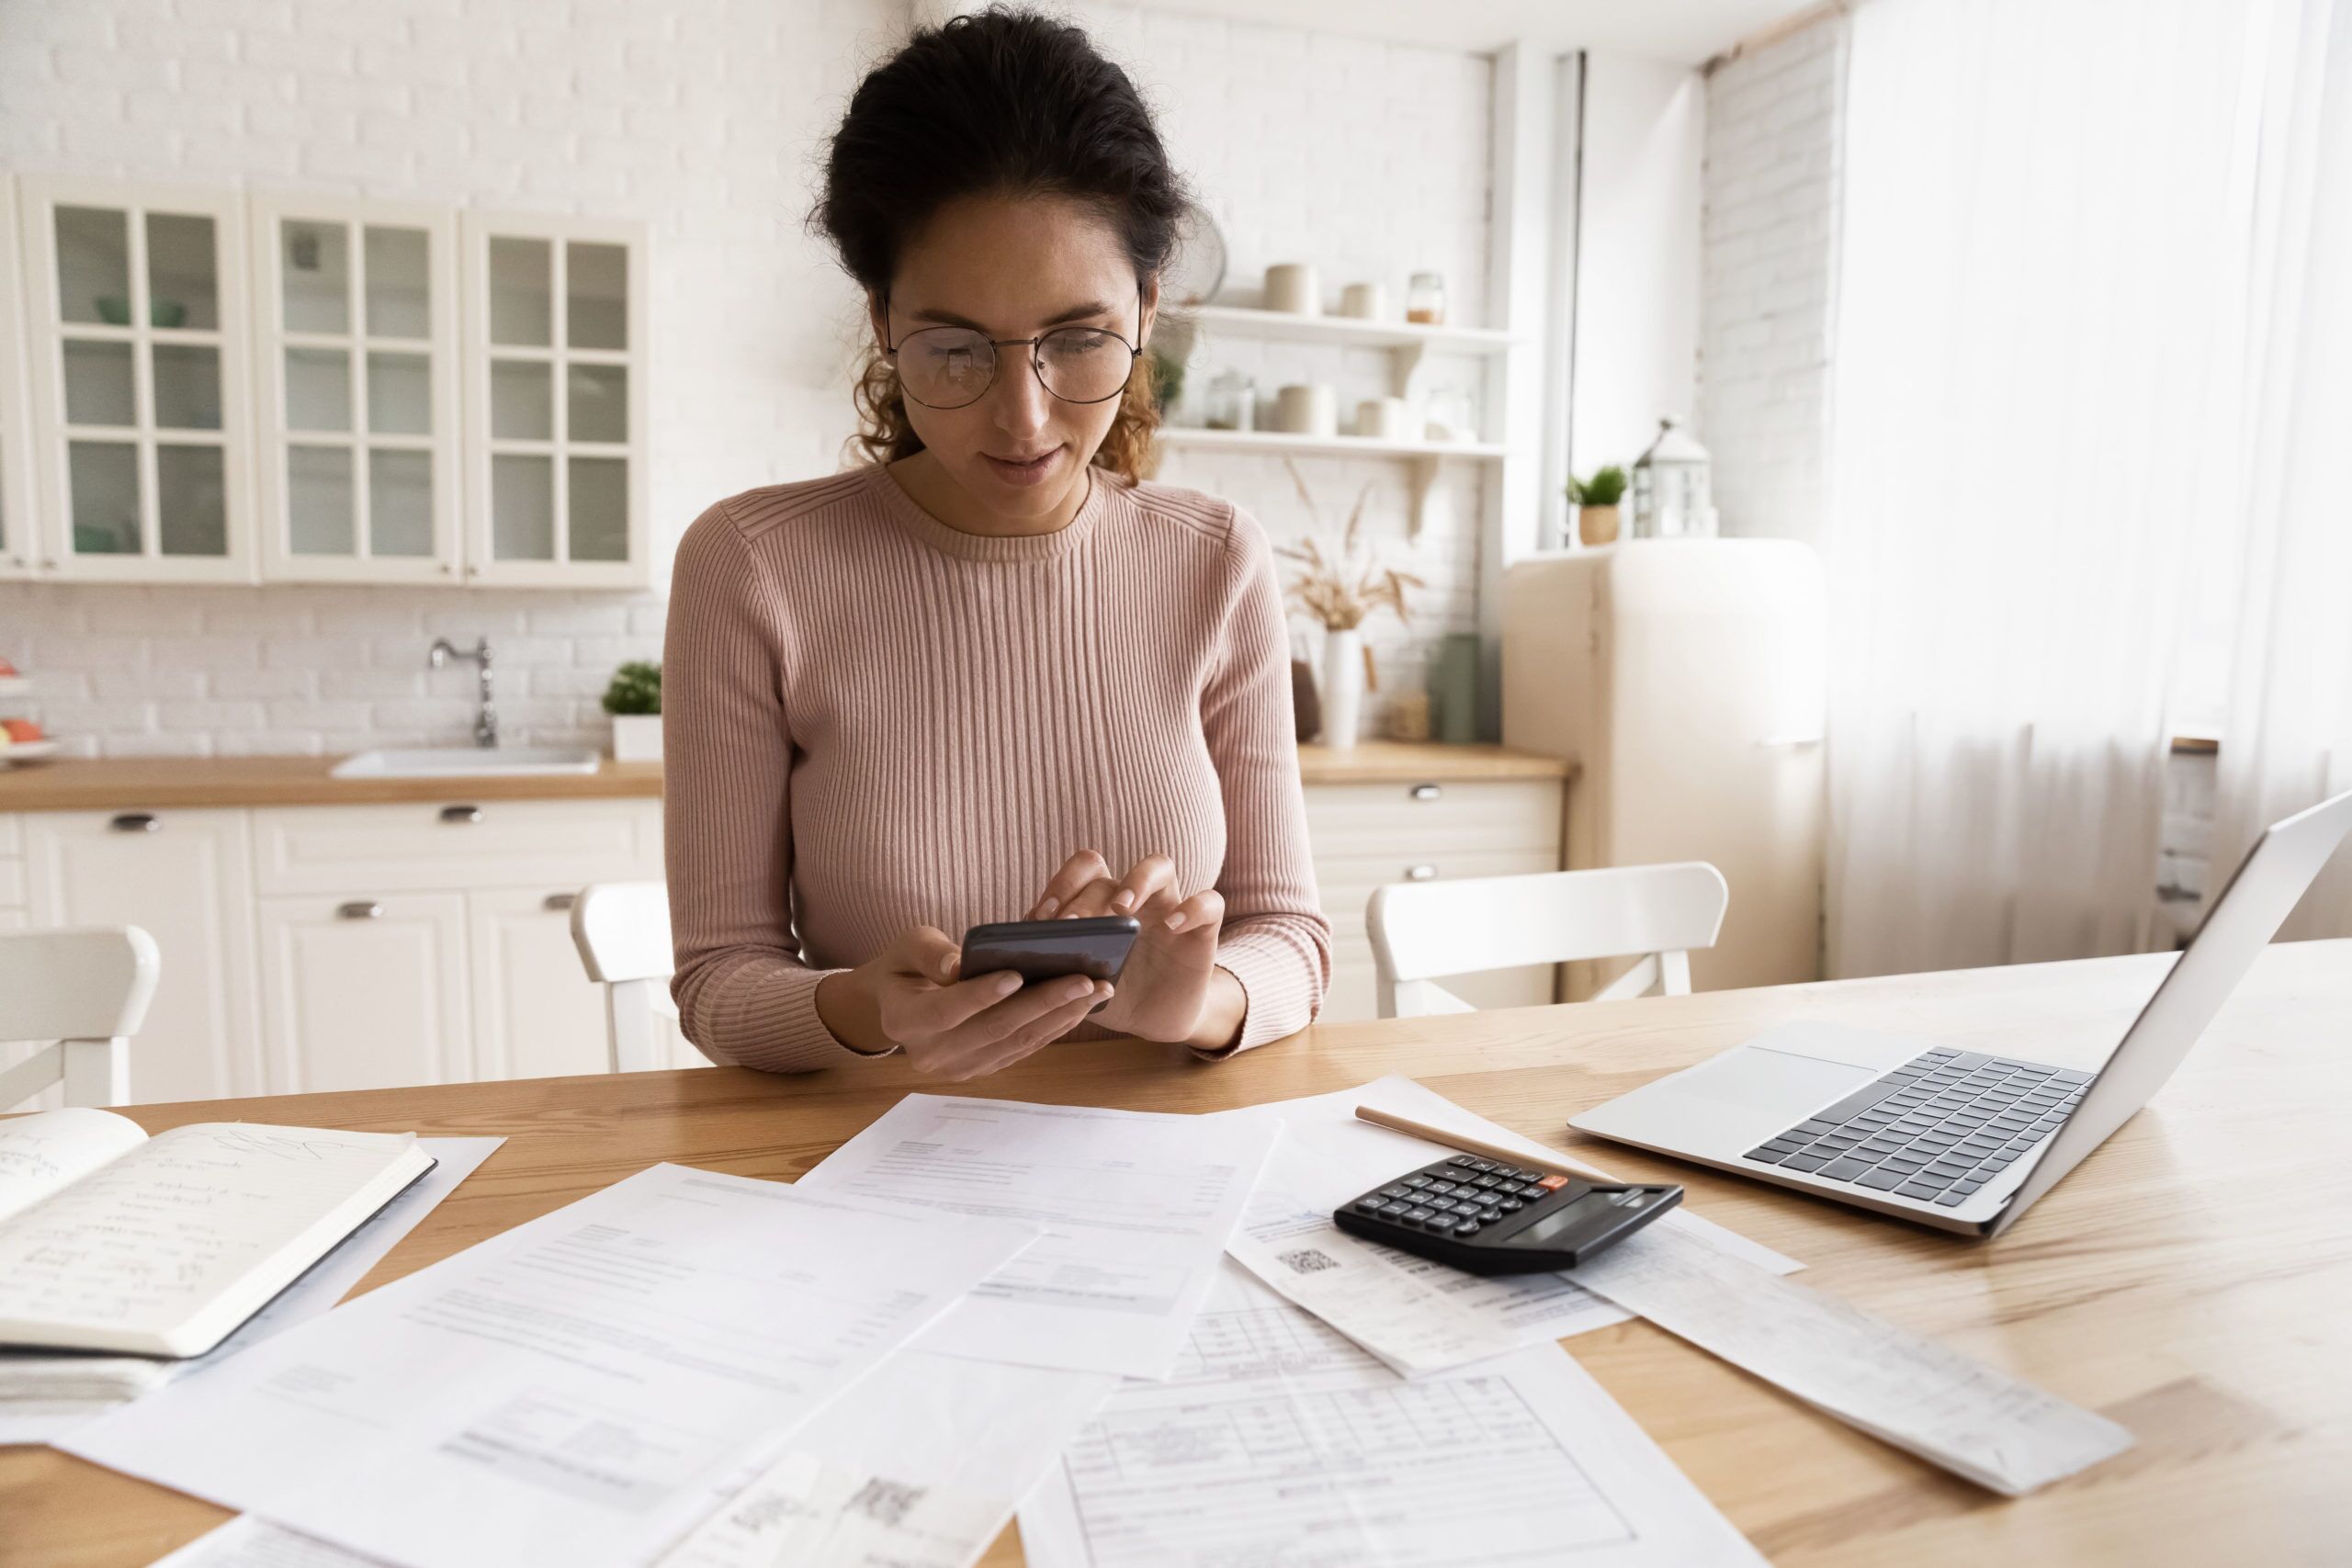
xmin=569 ymin=882 xmax=676 ymax=1074
xmin=1367 ymin=863 xmax=1729 ymax=1019
xmin=0 ymin=926 xmax=162 ymax=1111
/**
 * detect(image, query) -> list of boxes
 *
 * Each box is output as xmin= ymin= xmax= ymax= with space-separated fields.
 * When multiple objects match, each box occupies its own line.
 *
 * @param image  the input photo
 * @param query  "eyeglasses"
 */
xmin=883 ymin=293 xmax=1142 ymax=410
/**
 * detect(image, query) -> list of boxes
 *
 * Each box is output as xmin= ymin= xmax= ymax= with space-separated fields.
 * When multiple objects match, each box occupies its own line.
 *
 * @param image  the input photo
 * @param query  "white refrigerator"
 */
xmin=1502 ymin=539 xmax=1826 ymax=994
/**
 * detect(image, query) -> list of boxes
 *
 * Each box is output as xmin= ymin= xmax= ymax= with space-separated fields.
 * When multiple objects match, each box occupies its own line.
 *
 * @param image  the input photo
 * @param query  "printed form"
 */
xmin=1018 ymin=1261 xmax=1767 ymax=1568
xmin=796 ymin=1095 xmax=1281 ymax=1379
xmin=65 ymin=1163 xmax=1039 ymax=1568
xmin=1214 ymin=1077 xmax=1800 ymax=1376
xmin=155 ymin=1351 xmax=1114 ymax=1568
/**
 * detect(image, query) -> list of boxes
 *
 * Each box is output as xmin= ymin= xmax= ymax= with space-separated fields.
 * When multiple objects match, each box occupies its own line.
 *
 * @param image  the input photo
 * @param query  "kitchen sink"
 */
xmin=329 ymin=747 xmax=604 ymax=779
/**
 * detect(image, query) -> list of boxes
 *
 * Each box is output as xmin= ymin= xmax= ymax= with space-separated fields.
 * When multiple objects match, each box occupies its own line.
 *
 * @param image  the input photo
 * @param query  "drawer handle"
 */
xmin=1406 ymin=863 xmax=1439 ymax=882
xmin=543 ymin=892 xmax=578 ymax=912
xmin=337 ymin=900 xmax=384 ymax=920
xmin=109 ymin=812 xmax=160 ymax=833
xmin=1408 ymin=783 xmax=1443 ymax=802
xmin=439 ymin=805 xmax=484 ymax=825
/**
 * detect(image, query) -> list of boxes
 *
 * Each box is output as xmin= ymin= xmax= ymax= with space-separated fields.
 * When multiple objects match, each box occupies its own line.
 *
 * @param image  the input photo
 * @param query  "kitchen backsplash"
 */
xmin=0 ymin=583 xmax=662 ymax=757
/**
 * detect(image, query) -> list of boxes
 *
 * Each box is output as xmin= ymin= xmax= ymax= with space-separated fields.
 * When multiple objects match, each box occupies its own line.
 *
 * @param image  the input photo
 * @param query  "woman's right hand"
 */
xmin=815 ymin=925 xmax=1113 ymax=1081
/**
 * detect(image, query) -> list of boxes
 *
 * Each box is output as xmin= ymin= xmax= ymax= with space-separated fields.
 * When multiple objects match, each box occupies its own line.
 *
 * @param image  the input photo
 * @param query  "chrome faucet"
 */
xmin=428 ymin=637 xmax=496 ymax=749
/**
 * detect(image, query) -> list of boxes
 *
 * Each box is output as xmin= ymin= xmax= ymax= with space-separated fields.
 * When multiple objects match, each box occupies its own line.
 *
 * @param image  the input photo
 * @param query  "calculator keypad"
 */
xmin=1350 ymin=1155 xmax=1562 ymax=1237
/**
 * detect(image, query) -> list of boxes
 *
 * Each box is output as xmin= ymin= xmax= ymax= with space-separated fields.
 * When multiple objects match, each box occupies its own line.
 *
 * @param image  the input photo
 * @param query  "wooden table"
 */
xmin=6 ymin=940 xmax=2349 ymax=1566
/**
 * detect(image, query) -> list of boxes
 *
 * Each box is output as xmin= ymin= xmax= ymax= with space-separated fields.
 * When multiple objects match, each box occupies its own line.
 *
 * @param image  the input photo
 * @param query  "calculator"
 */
xmin=1334 ymin=1154 xmax=1682 ymax=1275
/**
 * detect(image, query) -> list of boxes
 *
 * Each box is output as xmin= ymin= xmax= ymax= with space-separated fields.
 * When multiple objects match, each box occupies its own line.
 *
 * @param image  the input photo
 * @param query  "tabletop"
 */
xmin=5 ymin=939 xmax=2348 ymax=1567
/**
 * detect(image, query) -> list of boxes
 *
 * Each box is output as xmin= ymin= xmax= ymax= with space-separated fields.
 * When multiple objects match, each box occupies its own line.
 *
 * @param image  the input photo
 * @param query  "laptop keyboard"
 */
xmin=1743 ymin=1048 xmax=2093 ymax=1207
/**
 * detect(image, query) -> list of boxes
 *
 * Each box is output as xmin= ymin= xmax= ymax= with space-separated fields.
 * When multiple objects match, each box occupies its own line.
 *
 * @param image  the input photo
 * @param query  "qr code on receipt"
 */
xmin=1277 ymin=1247 xmax=1340 ymax=1276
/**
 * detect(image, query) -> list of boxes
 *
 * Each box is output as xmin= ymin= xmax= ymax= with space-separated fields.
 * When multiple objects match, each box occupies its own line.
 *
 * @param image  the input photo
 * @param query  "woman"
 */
xmin=663 ymin=6 xmax=1331 ymax=1080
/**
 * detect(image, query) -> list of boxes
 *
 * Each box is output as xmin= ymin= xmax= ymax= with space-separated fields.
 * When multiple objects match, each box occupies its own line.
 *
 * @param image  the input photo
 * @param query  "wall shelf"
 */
xmin=1157 ymin=425 xmax=1507 ymax=538
xmin=1182 ymin=303 xmax=1516 ymax=355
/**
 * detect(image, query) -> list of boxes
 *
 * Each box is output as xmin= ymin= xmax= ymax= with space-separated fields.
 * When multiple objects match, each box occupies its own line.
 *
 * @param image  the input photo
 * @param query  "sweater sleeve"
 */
xmin=662 ymin=504 xmax=859 ymax=1071
xmin=1197 ymin=504 xmax=1334 ymax=1054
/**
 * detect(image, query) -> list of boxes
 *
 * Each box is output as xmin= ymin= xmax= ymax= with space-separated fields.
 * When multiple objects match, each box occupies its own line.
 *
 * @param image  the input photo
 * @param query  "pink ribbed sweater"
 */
xmin=662 ymin=460 xmax=1333 ymax=1072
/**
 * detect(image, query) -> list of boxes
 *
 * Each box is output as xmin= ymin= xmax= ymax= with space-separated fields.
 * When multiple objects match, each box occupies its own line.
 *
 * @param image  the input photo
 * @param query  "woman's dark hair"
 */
xmin=815 ymin=6 xmax=1191 ymax=482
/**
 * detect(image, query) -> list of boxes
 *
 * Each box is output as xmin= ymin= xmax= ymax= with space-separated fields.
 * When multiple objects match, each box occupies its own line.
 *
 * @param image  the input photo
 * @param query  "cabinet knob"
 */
xmin=337 ymin=900 xmax=384 ymax=920
xmin=109 ymin=812 xmax=160 ymax=833
xmin=1406 ymin=863 xmax=1439 ymax=881
xmin=439 ymin=805 xmax=484 ymax=825
xmin=1408 ymin=783 xmax=1443 ymax=802
xmin=542 ymin=891 xmax=578 ymax=912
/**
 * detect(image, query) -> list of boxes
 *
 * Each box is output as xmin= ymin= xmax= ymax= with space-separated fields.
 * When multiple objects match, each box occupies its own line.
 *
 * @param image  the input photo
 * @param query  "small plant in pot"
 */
xmin=1567 ymin=465 xmax=1628 ymax=547
xmin=602 ymin=660 xmax=662 ymax=762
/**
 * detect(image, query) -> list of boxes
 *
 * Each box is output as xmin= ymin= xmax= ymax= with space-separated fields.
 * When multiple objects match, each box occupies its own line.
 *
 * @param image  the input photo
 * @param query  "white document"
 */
xmin=1019 ymin=1262 xmax=1767 ymax=1568
xmin=66 ymin=1163 xmax=1041 ymax=1568
xmin=0 ymin=1135 xmax=504 ymax=1448
xmin=150 ymin=1350 xmax=1114 ymax=1568
xmin=1215 ymin=1077 xmax=1800 ymax=1376
xmin=656 ymin=1351 xmax=1115 ymax=1568
xmin=0 ymin=1106 xmax=148 ymax=1215
xmin=796 ymin=1094 xmax=1281 ymax=1379
xmin=1566 ymin=1227 xmax=2136 ymax=1495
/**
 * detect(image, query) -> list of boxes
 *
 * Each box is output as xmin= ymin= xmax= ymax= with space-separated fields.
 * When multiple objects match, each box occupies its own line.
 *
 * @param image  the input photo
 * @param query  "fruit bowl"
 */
xmin=0 ymin=739 xmax=61 ymax=769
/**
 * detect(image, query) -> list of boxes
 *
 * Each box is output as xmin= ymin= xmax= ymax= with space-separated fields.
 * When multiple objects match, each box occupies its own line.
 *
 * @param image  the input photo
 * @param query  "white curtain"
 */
xmin=1823 ymin=0 xmax=2279 ymax=976
xmin=2211 ymin=0 xmax=2352 ymax=937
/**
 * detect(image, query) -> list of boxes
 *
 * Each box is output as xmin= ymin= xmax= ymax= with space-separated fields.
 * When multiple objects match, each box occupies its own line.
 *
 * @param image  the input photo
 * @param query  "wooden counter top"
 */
xmin=0 ymin=742 xmax=1567 ymax=813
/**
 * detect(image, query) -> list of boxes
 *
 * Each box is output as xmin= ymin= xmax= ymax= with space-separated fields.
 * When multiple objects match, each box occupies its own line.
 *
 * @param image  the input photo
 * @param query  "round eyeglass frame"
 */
xmin=882 ymin=291 xmax=1145 ymax=410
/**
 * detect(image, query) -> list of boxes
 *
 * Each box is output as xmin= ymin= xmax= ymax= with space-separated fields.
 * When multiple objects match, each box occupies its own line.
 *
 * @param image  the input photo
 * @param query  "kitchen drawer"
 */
xmin=0 ymin=814 xmax=20 ymax=855
xmin=1314 ymin=849 xmax=1562 ymax=937
xmin=254 ymin=798 xmax=663 ymax=896
xmin=1302 ymin=779 xmax=1561 ymax=861
xmin=0 ymin=858 xmax=22 ymax=908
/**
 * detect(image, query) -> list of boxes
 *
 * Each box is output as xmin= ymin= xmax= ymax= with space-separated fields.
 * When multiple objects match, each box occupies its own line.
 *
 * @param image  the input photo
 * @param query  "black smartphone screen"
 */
xmin=958 ymin=916 xmax=1140 ymax=985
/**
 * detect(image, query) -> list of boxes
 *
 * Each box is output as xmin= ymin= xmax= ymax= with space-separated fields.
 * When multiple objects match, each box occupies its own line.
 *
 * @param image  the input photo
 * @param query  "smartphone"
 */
xmin=957 ymin=915 xmax=1140 ymax=988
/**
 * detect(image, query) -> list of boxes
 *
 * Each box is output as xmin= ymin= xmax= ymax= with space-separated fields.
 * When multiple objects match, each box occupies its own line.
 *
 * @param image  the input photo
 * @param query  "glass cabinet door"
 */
xmin=20 ymin=179 xmax=254 ymax=581
xmin=251 ymin=197 xmax=459 ymax=581
xmin=463 ymin=214 xmax=647 ymax=587
xmin=0 ymin=175 xmax=36 ymax=579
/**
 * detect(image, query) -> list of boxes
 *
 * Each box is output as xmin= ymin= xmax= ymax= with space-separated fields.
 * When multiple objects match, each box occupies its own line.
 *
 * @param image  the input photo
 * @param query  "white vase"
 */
xmin=1321 ymin=626 xmax=1364 ymax=750
xmin=611 ymin=713 xmax=662 ymax=762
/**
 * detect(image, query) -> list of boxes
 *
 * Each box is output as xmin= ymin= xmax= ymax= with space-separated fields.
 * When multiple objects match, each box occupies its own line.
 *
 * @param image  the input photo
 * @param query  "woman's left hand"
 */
xmin=1028 ymin=851 xmax=1241 ymax=1048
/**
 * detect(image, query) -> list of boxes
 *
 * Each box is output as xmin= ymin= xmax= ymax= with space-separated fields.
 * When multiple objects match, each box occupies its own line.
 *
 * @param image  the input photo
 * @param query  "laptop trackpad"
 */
xmin=1670 ymin=1046 xmax=1875 ymax=1125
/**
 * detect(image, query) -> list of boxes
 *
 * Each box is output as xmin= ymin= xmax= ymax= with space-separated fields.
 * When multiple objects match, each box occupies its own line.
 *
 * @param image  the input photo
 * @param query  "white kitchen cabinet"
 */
xmin=1303 ymin=774 xmax=1566 ymax=1022
xmin=257 ymin=891 xmax=471 ymax=1094
xmin=467 ymin=886 xmax=616 ymax=1081
xmin=247 ymin=193 xmax=464 ymax=584
xmin=459 ymin=210 xmax=650 ymax=589
xmin=16 ymin=175 xmax=256 ymax=582
xmin=18 ymin=806 xmax=266 ymax=1104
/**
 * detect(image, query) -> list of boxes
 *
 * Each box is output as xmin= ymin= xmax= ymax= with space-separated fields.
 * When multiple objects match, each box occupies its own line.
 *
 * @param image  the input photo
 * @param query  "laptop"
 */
xmin=1569 ymin=787 xmax=2352 ymax=1237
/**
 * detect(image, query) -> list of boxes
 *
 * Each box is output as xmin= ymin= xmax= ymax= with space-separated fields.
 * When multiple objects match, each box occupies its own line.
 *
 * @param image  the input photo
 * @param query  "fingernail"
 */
xmin=1067 ymin=976 xmax=1094 ymax=1000
xmin=1037 ymin=897 xmax=1058 ymax=918
xmin=1113 ymin=890 xmax=1135 ymax=910
xmin=996 ymin=974 xmax=1023 ymax=998
xmin=1164 ymin=911 xmax=1187 ymax=931
xmin=939 ymin=954 xmax=958 ymax=982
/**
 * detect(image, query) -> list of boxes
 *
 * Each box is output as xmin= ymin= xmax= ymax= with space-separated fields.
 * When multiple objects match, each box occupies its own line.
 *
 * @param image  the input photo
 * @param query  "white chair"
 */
xmin=1367 ymin=863 xmax=1730 ymax=1019
xmin=0 ymin=926 xmax=162 ymax=1111
xmin=569 ymin=881 xmax=679 ymax=1074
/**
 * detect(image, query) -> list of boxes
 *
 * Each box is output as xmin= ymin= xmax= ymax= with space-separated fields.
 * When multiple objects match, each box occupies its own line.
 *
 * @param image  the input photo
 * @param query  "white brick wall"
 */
xmin=0 ymin=0 xmax=1492 ymax=755
xmin=1697 ymin=9 xmax=1846 ymax=546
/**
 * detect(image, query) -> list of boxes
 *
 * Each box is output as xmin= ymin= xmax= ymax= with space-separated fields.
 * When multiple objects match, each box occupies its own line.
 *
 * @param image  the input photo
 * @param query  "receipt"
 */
xmin=1566 ymin=1227 xmax=2135 ymax=1495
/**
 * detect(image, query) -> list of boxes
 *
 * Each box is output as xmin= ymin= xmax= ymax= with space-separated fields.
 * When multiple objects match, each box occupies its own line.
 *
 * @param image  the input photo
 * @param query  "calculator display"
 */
xmin=1498 ymin=1190 xmax=1642 ymax=1247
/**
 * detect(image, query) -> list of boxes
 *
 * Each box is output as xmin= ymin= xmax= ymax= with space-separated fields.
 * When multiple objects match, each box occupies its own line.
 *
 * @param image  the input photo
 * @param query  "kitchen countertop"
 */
xmin=0 ymin=741 xmax=1570 ymax=813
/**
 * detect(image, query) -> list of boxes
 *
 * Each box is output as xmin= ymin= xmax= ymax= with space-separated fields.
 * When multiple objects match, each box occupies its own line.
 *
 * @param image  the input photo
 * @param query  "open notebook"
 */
xmin=0 ymin=1108 xmax=435 ymax=1359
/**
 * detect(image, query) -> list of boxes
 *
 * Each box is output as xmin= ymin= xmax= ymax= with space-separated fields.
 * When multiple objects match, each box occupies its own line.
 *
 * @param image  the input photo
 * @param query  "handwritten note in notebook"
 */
xmin=1566 ymin=1223 xmax=2135 ymax=1495
xmin=0 ymin=1111 xmax=433 ymax=1359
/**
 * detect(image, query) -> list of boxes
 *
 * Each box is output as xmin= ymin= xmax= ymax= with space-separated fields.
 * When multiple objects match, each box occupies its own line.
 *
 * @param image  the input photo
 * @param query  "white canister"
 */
xmin=1264 ymin=263 xmax=1320 ymax=316
xmin=1355 ymin=397 xmax=1411 ymax=441
xmin=1338 ymin=281 xmax=1386 ymax=320
xmin=1274 ymin=383 xmax=1338 ymax=437
xmin=1320 ymin=626 xmax=1364 ymax=750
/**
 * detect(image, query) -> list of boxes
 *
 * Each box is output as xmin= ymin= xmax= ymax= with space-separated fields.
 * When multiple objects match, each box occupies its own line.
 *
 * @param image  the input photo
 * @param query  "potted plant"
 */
xmin=1274 ymin=458 xmax=1422 ymax=751
xmin=601 ymin=660 xmax=662 ymax=762
xmin=1566 ymin=465 xmax=1628 ymax=546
